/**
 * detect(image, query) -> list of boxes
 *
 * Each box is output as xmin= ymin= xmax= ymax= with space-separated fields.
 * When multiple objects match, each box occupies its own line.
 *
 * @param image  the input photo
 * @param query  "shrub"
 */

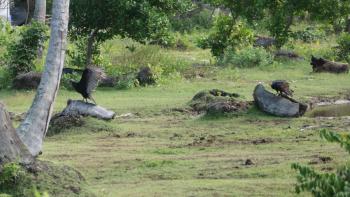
xmin=291 ymin=27 xmax=326 ymax=43
xmin=6 ymin=22 xmax=49 ymax=78
xmin=292 ymin=129 xmax=350 ymax=196
xmin=199 ymin=15 xmax=254 ymax=58
xmin=336 ymin=33 xmax=350 ymax=63
xmin=219 ymin=46 xmax=273 ymax=68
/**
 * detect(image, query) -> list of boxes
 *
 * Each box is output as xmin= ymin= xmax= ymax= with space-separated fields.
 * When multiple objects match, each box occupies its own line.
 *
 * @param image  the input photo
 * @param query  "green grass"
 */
xmin=1 ymin=35 xmax=350 ymax=196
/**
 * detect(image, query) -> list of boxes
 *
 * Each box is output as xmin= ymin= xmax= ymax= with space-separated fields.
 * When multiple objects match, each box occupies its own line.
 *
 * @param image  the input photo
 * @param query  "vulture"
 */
xmin=71 ymin=66 xmax=106 ymax=104
xmin=271 ymin=80 xmax=294 ymax=97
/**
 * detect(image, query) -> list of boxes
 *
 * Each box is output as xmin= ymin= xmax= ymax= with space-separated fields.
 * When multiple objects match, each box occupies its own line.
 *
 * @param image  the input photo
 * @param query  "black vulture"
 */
xmin=271 ymin=80 xmax=294 ymax=97
xmin=70 ymin=67 xmax=106 ymax=104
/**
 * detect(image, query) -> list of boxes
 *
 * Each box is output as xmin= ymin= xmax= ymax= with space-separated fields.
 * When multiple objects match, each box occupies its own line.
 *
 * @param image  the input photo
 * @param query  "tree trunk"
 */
xmin=17 ymin=0 xmax=70 ymax=157
xmin=33 ymin=0 xmax=46 ymax=23
xmin=253 ymin=84 xmax=307 ymax=117
xmin=0 ymin=103 xmax=32 ymax=165
xmin=86 ymin=29 xmax=98 ymax=66
xmin=33 ymin=0 xmax=46 ymax=58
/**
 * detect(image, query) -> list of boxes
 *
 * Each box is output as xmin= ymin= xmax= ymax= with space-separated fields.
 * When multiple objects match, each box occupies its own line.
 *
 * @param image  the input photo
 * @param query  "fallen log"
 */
xmin=59 ymin=100 xmax=116 ymax=120
xmin=253 ymin=84 xmax=307 ymax=117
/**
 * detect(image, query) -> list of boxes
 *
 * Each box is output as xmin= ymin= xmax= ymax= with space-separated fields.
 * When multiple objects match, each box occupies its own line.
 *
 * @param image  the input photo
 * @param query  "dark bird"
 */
xmin=70 ymin=66 xmax=106 ymax=104
xmin=271 ymin=80 xmax=294 ymax=97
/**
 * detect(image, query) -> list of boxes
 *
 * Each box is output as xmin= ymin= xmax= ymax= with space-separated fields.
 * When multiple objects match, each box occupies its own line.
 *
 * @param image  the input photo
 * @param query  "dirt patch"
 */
xmin=188 ymin=135 xmax=222 ymax=147
xmin=308 ymin=156 xmax=332 ymax=165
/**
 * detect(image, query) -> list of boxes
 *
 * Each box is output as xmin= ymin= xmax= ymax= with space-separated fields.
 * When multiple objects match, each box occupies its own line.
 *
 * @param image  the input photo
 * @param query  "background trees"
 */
xmin=69 ymin=0 xmax=191 ymax=66
xmin=203 ymin=0 xmax=350 ymax=58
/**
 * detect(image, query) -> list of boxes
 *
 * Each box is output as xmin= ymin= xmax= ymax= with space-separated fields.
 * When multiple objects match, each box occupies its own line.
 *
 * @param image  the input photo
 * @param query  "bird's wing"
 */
xmin=82 ymin=67 xmax=106 ymax=94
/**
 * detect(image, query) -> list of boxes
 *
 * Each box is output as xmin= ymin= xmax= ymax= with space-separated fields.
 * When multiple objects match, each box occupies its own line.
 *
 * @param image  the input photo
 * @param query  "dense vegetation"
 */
xmin=0 ymin=0 xmax=350 ymax=196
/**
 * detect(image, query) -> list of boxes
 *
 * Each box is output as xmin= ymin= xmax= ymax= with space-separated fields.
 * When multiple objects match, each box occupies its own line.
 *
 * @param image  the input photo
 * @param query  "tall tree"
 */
xmin=69 ymin=0 xmax=191 ymax=66
xmin=0 ymin=0 xmax=70 ymax=163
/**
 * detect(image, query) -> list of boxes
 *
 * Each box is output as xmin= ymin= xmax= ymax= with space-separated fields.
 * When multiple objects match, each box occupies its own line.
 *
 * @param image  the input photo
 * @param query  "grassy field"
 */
xmin=1 ymin=37 xmax=350 ymax=196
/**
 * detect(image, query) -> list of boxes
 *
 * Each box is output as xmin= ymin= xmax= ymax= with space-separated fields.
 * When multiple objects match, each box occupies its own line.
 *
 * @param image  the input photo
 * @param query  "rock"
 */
xmin=311 ymin=56 xmax=349 ymax=74
xmin=253 ymin=84 xmax=307 ymax=117
xmin=244 ymin=159 xmax=254 ymax=165
xmin=99 ymin=76 xmax=118 ymax=87
xmin=12 ymin=72 xmax=42 ymax=90
xmin=136 ymin=67 xmax=156 ymax=86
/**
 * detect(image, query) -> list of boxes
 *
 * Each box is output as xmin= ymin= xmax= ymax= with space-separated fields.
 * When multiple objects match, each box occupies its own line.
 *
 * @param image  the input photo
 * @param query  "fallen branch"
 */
xmin=60 ymin=100 xmax=116 ymax=120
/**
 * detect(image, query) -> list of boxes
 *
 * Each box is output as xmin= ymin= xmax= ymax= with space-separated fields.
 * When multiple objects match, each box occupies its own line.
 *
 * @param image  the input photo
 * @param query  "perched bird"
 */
xmin=70 ymin=66 xmax=106 ymax=104
xmin=271 ymin=80 xmax=294 ymax=97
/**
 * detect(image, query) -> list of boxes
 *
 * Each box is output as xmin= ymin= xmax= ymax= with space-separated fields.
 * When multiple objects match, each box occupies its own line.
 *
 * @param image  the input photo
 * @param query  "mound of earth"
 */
xmin=48 ymin=114 xmax=85 ymax=136
xmin=189 ymin=89 xmax=251 ymax=115
xmin=0 ymin=161 xmax=95 ymax=197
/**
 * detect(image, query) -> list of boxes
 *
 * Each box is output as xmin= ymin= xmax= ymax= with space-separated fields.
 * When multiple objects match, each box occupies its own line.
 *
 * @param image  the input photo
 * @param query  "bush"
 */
xmin=336 ymin=33 xmax=350 ymax=63
xmin=219 ymin=46 xmax=273 ymax=68
xmin=199 ymin=15 xmax=254 ymax=58
xmin=291 ymin=26 xmax=326 ymax=43
xmin=292 ymin=129 xmax=350 ymax=196
xmin=6 ymin=22 xmax=49 ymax=78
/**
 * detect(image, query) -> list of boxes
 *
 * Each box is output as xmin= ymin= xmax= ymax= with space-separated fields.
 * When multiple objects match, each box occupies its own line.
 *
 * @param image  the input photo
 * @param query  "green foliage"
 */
xmin=6 ymin=21 xmax=49 ymax=77
xmin=201 ymin=15 xmax=254 ymax=58
xmin=0 ymin=163 xmax=32 ymax=197
xmin=336 ymin=33 xmax=350 ymax=63
xmin=292 ymin=129 xmax=350 ymax=196
xmin=292 ymin=27 xmax=326 ymax=43
xmin=66 ymin=36 xmax=101 ymax=67
xmin=219 ymin=46 xmax=273 ymax=68
xmin=171 ymin=8 xmax=214 ymax=32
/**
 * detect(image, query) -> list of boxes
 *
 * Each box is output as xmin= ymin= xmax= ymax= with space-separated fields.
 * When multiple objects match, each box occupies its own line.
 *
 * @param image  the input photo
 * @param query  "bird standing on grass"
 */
xmin=70 ymin=66 xmax=106 ymax=104
xmin=271 ymin=80 xmax=294 ymax=97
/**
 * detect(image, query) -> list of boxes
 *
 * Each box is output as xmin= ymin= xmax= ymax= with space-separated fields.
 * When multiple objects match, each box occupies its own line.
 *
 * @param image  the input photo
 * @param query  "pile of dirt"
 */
xmin=189 ymin=89 xmax=252 ymax=115
xmin=48 ymin=114 xmax=85 ymax=136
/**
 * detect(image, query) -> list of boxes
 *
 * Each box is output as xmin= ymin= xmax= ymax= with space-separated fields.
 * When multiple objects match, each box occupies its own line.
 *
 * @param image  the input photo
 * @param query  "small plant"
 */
xmin=219 ymin=46 xmax=273 ymax=68
xmin=292 ymin=129 xmax=350 ymax=196
xmin=6 ymin=22 xmax=48 ymax=78
xmin=336 ymin=33 xmax=350 ymax=63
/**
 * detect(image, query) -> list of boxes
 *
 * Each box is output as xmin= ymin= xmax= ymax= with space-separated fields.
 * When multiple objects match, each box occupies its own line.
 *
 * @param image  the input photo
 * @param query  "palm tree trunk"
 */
xmin=17 ymin=0 xmax=70 ymax=157
xmin=33 ymin=0 xmax=46 ymax=23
